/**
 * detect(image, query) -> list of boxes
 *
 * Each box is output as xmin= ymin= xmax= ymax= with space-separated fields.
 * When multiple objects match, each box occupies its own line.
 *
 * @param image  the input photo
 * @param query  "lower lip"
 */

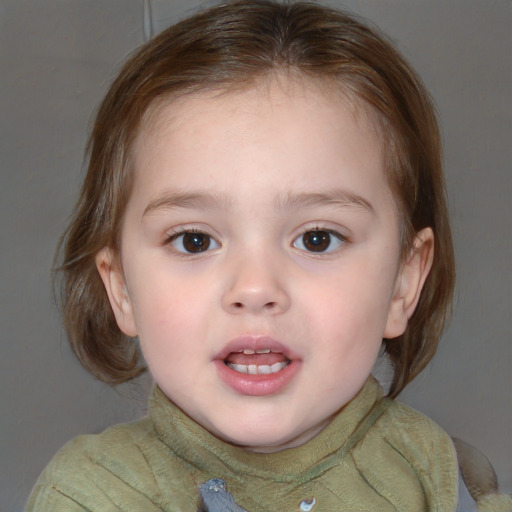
xmin=214 ymin=359 xmax=301 ymax=396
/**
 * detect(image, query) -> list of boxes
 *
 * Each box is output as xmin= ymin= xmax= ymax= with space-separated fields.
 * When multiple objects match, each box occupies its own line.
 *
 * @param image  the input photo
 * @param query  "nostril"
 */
xmin=233 ymin=302 xmax=244 ymax=309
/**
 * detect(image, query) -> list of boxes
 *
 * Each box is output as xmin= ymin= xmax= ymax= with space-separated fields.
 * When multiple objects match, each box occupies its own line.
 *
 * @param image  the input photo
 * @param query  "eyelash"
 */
xmin=164 ymin=226 xmax=347 ymax=255
xmin=292 ymin=227 xmax=347 ymax=254
xmin=164 ymin=228 xmax=220 ymax=255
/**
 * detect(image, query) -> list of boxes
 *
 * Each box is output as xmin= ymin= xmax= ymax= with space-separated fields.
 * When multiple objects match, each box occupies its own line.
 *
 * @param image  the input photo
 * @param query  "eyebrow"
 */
xmin=143 ymin=191 xmax=234 ymax=216
xmin=143 ymin=189 xmax=374 ymax=216
xmin=274 ymin=190 xmax=374 ymax=213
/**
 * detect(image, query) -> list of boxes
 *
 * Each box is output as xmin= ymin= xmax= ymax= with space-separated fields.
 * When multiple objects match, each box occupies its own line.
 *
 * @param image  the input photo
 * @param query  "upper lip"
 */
xmin=214 ymin=335 xmax=300 ymax=361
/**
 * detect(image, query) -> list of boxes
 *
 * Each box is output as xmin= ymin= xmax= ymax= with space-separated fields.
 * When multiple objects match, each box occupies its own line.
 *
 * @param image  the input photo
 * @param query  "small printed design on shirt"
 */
xmin=198 ymin=478 xmax=248 ymax=512
xmin=298 ymin=497 xmax=317 ymax=511
xmin=198 ymin=477 xmax=318 ymax=511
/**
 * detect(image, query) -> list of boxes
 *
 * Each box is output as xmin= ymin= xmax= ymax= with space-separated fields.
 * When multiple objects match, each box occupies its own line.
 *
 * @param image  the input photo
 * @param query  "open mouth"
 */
xmin=224 ymin=348 xmax=291 ymax=375
xmin=215 ymin=337 xmax=300 ymax=395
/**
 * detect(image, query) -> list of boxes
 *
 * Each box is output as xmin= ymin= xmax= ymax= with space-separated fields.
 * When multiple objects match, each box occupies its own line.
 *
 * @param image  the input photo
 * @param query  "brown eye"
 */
xmin=169 ymin=231 xmax=219 ymax=254
xmin=182 ymin=232 xmax=210 ymax=252
xmin=293 ymin=230 xmax=344 ymax=253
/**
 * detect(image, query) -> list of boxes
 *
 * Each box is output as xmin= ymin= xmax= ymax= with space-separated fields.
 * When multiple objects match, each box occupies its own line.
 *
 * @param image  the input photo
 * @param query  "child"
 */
xmin=26 ymin=1 xmax=511 ymax=511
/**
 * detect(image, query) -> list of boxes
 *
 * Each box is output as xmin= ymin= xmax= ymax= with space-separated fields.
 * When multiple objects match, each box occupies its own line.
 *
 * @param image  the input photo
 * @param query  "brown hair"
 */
xmin=56 ymin=0 xmax=454 ymax=397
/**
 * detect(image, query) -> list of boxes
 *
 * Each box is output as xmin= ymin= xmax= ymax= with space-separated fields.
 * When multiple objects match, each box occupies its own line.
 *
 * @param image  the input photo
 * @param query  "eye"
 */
xmin=167 ymin=230 xmax=220 ymax=254
xmin=293 ymin=229 xmax=345 ymax=253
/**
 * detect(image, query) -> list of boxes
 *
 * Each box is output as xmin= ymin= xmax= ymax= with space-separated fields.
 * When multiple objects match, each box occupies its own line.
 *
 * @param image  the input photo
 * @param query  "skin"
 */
xmin=97 ymin=77 xmax=433 ymax=453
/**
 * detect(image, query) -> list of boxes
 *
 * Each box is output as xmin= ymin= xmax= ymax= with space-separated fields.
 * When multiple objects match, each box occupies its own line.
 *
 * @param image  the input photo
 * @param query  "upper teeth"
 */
xmin=242 ymin=348 xmax=271 ymax=354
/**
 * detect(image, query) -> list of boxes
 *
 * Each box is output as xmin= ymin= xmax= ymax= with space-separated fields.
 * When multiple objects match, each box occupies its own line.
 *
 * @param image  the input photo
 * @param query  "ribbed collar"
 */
xmin=150 ymin=377 xmax=388 ymax=484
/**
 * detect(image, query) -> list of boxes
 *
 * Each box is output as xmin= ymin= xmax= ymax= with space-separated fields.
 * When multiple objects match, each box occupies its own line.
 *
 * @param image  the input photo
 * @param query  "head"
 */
xmin=57 ymin=0 xmax=454 ymax=418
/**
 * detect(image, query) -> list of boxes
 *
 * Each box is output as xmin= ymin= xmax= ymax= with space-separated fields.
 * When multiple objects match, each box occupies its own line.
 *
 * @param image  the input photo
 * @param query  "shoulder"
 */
xmin=381 ymin=400 xmax=458 ymax=482
xmin=379 ymin=399 xmax=457 ymax=462
xmin=350 ymin=398 xmax=459 ymax=511
xmin=34 ymin=416 xmax=156 ymax=479
xmin=26 ymin=417 xmax=197 ymax=511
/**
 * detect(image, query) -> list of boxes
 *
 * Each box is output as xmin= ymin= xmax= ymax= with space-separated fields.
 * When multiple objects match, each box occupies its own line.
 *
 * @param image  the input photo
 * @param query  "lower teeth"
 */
xmin=227 ymin=361 xmax=288 ymax=375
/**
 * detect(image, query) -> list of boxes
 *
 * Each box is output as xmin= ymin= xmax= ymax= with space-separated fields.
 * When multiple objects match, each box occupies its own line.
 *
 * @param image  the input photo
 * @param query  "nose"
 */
xmin=221 ymin=253 xmax=291 ymax=315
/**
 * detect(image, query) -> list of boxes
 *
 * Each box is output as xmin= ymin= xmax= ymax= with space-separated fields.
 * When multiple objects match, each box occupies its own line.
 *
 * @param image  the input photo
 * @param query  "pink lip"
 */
xmin=214 ymin=335 xmax=300 ymax=361
xmin=214 ymin=335 xmax=302 ymax=397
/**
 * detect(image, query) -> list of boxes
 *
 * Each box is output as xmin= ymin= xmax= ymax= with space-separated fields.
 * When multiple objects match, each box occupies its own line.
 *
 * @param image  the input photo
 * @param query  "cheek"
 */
xmin=123 ymin=267 xmax=175 ymax=343
xmin=299 ymin=259 xmax=396 ymax=349
xmin=127 ymin=268 xmax=215 ymax=346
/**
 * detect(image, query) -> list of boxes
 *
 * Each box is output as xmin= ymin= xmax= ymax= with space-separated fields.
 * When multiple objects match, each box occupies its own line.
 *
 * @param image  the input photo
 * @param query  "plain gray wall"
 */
xmin=1 ymin=1 xmax=510 ymax=510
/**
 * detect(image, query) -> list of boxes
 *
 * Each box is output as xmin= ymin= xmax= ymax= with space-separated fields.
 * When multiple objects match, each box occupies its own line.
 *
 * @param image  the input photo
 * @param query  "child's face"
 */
xmin=98 ymin=78 xmax=430 ymax=452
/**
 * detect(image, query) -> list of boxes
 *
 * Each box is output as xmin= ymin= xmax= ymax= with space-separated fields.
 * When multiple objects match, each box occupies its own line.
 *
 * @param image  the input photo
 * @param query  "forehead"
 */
xmin=129 ymin=76 xmax=389 ymax=210
xmin=138 ymin=76 xmax=380 ymax=155
xmin=142 ymin=74 xmax=380 ymax=138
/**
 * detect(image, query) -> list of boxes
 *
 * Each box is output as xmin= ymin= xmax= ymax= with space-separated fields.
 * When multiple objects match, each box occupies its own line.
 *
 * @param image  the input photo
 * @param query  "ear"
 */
xmin=384 ymin=227 xmax=434 ymax=339
xmin=95 ymin=248 xmax=137 ymax=337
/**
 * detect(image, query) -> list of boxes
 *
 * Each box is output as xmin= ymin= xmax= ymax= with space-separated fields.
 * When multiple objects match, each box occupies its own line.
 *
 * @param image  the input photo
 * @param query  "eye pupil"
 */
xmin=183 ymin=232 xmax=210 ymax=253
xmin=303 ymin=231 xmax=330 ymax=252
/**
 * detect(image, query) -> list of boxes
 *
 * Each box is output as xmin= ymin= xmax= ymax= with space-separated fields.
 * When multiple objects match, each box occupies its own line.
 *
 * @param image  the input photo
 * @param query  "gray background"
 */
xmin=1 ymin=1 xmax=510 ymax=510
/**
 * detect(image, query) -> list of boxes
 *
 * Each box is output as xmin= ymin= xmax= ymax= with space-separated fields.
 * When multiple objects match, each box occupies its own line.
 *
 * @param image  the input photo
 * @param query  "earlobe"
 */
xmin=384 ymin=228 xmax=434 ymax=339
xmin=95 ymin=248 xmax=138 ymax=337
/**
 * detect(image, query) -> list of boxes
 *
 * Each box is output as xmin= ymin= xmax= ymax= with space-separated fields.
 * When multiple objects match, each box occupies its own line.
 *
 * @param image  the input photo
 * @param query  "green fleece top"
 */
xmin=25 ymin=378 xmax=509 ymax=511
